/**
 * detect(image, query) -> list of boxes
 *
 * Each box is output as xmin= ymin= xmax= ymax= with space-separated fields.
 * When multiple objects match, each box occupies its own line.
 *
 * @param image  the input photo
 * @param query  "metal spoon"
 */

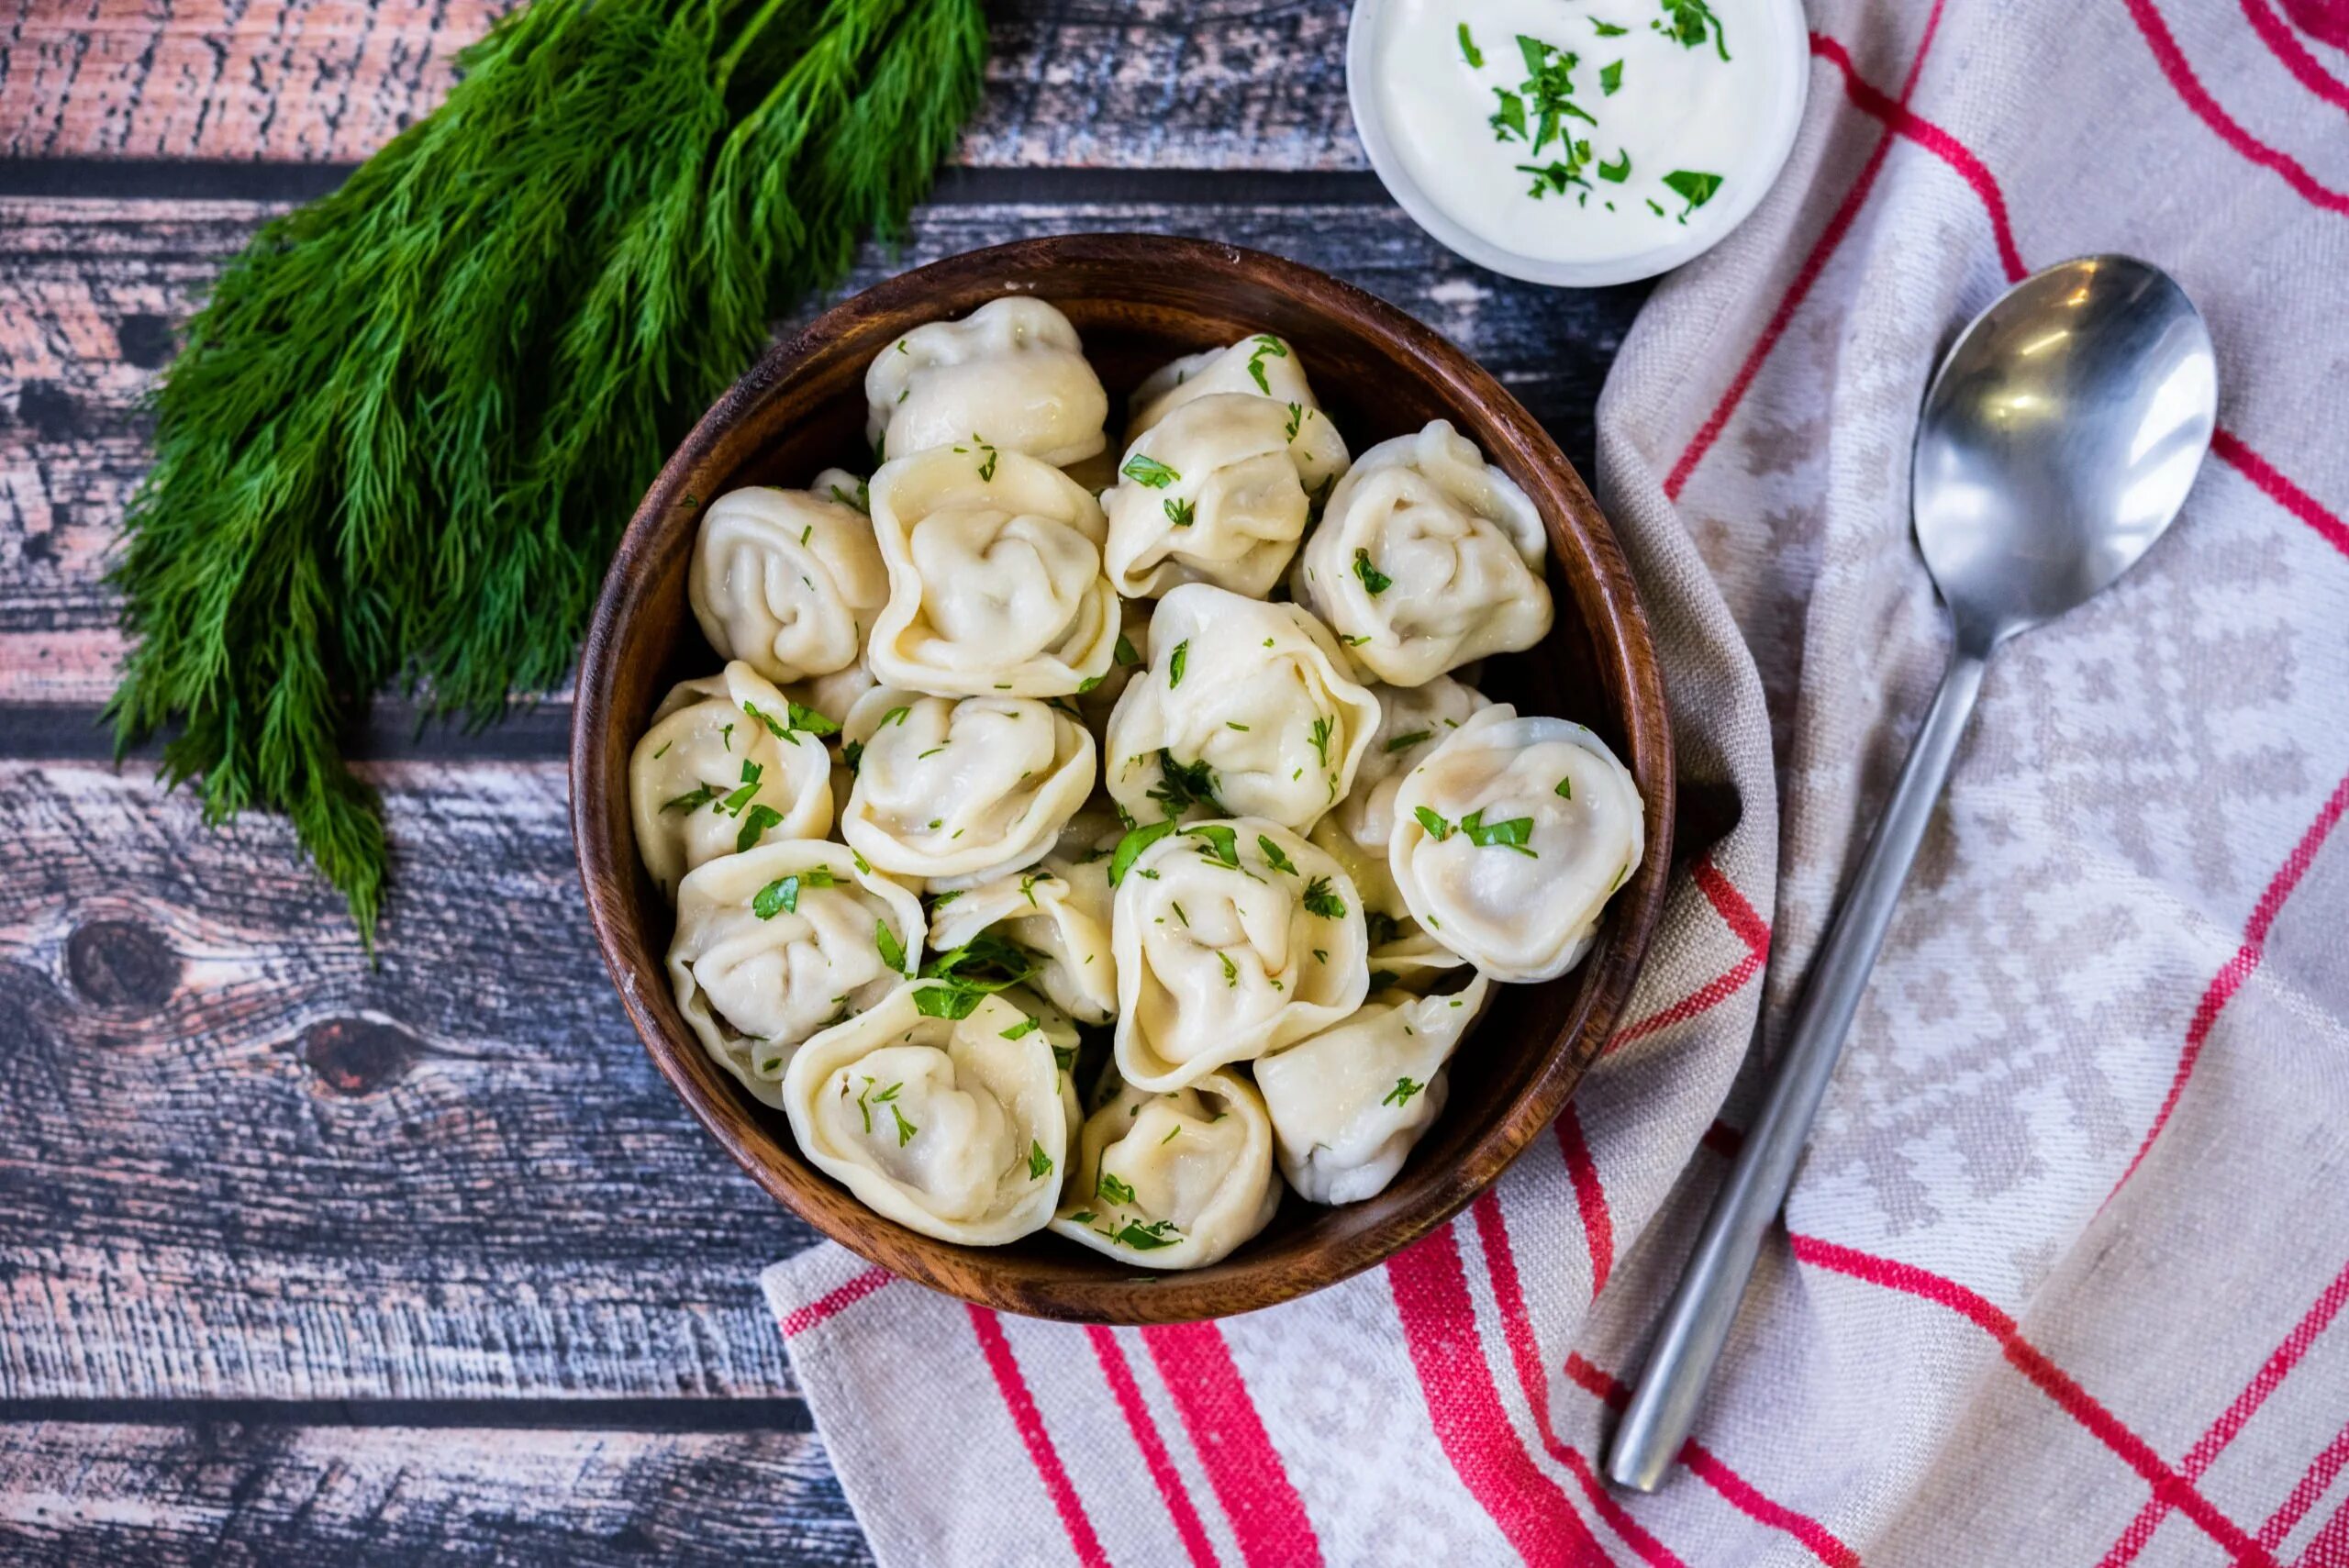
xmin=1606 ymin=255 xmax=2217 ymax=1493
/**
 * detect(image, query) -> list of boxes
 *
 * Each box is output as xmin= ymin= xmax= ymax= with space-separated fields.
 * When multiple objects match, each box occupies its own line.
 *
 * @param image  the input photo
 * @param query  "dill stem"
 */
xmin=716 ymin=0 xmax=799 ymax=82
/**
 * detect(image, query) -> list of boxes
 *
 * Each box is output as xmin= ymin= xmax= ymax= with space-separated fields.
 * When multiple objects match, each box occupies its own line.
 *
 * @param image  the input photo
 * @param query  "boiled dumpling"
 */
xmin=867 ymin=443 xmax=1120 ymax=698
xmin=1294 ymin=419 xmax=1553 ymax=687
xmin=1051 ymin=1067 xmax=1281 ymax=1270
xmin=1330 ymin=674 xmax=1493 ymax=853
xmin=1103 ymin=394 xmax=1350 ymax=599
xmin=666 ymin=840 xmax=925 ymax=1104
xmin=927 ymin=812 xmax=1120 ymax=1024
xmin=1256 ymin=973 xmax=1491 ymax=1204
xmin=1102 ymin=583 xmax=1380 ymax=834
xmin=1110 ymin=817 xmax=1368 ymax=1091
xmin=865 ymin=296 xmax=1108 ymax=467
xmin=629 ymin=662 xmax=835 ymax=897
xmin=687 ymin=475 xmax=887 ymax=685
xmin=784 ymin=980 xmax=1074 ymax=1245
xmin=1388 ymin=705 xmax=1644 ymax=982
xmin=1129 ymin=332 xmax=1319 ymax=441
xmin=840 ymin=688 xmax=1095 ymax=884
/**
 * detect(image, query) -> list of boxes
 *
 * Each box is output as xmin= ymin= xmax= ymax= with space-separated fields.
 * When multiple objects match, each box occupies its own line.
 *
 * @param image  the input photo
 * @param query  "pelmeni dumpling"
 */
xmin=865 ymin=297 xmax=1108 ymax=467
xmin=928 ymin=812 xmax=1120 ymax=1024
xmin=1111 ymin=817 xmax=1369 ymax=1091
xmin=1103 ymin=394 xmax=1351 ymax=599
xmin=841 ymin=688 xmax=1095 ymax=884
xmin=687 ymin=476 xmax=888 ymax=685
xmin=629 ymin=662 xmax=835 ymax=897
xmin=1129 ymin=332 xmax=1319 ymax=441
xmin=1052 ymin=1067 xmax=1280 ymax=1270
xmin=666 ymin=840 xmax=924 ymax=1103
xmin=1389 ymin=706 xmax=1645 ymax=982
xmin=1103 ymin=584 xmax=1381 ymax=833
xmin=1256 ymin=973 xmax=1492 ymax=1204
xmin=867 ymin=444 xmax=1120 ymax=697
xmin=783 ymin=981 xmax=1074 ymax=1245
xmin=1295 ymin=419 xmax=1553 ymax=687
xmin=1330 ymin=674 xmax=1493 ymax=854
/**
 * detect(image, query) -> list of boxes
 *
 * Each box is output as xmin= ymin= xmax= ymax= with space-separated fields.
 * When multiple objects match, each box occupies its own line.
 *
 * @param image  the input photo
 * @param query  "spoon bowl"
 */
xmin=1913 ymin=254 xmax=2216 ymax=649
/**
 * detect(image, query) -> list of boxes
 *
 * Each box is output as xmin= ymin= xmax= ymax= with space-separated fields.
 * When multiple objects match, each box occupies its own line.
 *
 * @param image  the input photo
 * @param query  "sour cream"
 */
xmin=1349 ymin=0 xmax=1808 ymax=285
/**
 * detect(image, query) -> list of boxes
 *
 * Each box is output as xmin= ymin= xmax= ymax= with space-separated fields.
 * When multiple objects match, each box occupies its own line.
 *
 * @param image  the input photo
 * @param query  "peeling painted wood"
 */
xmin=0 ymin=0 xmax=1364 ymax=171
xmin=0 ymin=192 xmax=1643 ymax=708
xmin=0 ymin=1418 xmax=869 ymax=1565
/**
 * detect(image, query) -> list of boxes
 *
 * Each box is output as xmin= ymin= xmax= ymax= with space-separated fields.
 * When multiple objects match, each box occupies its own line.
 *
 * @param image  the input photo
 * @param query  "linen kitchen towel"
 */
xmin=765 ymin=1 xmax=2349 ymax=1562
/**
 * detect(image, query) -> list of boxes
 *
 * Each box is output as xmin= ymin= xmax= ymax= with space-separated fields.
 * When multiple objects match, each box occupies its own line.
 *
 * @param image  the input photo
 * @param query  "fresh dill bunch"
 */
xmin=106 ymin=0 xmax=988 ymax=944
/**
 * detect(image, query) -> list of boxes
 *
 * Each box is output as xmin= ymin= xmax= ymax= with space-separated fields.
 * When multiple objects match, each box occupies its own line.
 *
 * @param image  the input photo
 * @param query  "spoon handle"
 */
xmin=1606 ymin=645 xmax=1989 ymax=1492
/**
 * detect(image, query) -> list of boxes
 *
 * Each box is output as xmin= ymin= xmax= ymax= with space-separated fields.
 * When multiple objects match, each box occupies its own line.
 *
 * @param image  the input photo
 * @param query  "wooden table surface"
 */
xmin=0 ymin=3 xmax=1644 ymax=1559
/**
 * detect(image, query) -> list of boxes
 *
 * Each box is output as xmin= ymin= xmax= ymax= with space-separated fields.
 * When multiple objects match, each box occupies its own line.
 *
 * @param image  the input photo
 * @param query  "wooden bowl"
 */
xmin=572 ymin=234 xmax=1674 ymax=1324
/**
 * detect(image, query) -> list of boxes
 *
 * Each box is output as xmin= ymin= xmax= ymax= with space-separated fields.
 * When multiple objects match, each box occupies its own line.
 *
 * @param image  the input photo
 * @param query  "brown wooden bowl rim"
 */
xmin=571 ymin=233 xmax=1675 ymax=1324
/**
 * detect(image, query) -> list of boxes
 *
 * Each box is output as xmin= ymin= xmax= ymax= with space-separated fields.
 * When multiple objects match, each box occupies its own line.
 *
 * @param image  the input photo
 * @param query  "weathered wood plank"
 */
xmin=0 ymin=0 xmax=1362 ymax=170
xmin=0 ymin=192 xmax=1644 ymax=707
xmin=0 ymin=1418 xmax=869 ymax=1565
xmin=0 ymin=758 xmax=838 ymax=1398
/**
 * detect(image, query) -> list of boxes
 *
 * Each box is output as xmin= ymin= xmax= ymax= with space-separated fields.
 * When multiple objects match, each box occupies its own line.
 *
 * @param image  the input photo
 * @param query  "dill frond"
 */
xmin=106 ymin=0 xmax=986 ymax=946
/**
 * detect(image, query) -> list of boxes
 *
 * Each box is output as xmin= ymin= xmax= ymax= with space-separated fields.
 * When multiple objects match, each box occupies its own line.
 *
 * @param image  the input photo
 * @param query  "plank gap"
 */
xmin=0 ymin=1396 xmax=814 ymax=1433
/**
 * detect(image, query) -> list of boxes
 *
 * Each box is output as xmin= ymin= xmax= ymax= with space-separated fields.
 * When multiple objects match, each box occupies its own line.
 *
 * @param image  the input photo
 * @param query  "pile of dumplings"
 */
xmin=629 ymin=295 xmax=1646 ymax=1270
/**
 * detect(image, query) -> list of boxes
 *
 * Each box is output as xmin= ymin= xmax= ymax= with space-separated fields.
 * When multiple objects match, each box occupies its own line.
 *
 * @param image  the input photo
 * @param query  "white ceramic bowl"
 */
xmin=1346 ymin=0 xmax=1812 ymax=287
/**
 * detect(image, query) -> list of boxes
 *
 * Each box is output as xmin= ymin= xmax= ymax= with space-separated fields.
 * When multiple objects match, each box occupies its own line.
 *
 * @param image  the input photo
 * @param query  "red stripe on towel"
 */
xmin=1141 ymin=1322 xmax=1323 ymax=1568
xmin=969 ymin=1305 xmax=1111 ymax=1568
xmin=1389 ymin=1227 xmax=1611 ymax=1566
xmin=1789 ymin=1236 xmax=2275 ymax=1564
xmin=1088 ymin=1326 xmax=1221 ymax=1568
xmin=777 ymin=1266 xmax=893 ymax=1338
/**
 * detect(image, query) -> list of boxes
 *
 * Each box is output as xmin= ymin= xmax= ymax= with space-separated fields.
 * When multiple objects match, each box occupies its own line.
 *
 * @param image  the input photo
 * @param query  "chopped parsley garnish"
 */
xmin=1097 ymin=1171 xmax=1138 ymax=1207
xmin=1114 ymin=633 xmax=1141 ymax=666
xmin=735 ymin=804 xmax=784 ymax=852
xmin=744 ymin=697 xmax=838 ymax=740
xmin=1490 ymin=87 xmax=1530 ymax=141
xmin=1308 ymin=715 xmax=1334 ymax=768
xmin=1458 ymin=21 xmax=1484 ymax=66
xmin=1591 ymin=16 xmax=1628 ymax=34
xmin=1656 ymin=0 xmax=1729 ymax=60
xmin=1555 ymin=775 xmax=1574 ymax=799
xmin=1386 ymin=729 xmax=1432 ymax=754
xmin=1076 ymin=673 xmax=1105 ymax=694
xmin=754 ymin=867 xmax=838 ymax=917
xmin=1598 ymin=148 xmax=1631 ymax=182
xmin=1001 ymin=1015 xmax=1041 ymax=1040
xmin=1460 ymin=808 xmax=1537 ymax=856
xmin=1257 ymin=835 xmax=1299 ymax=875
xmin=911 ymin=984 xmax=985 ymax=1019
xmin=1599 ymin=60 xmax=1624 ymax=96
xmin=1107 ymin=1218 xmax=1182 ymax=1251
xmin=1165 ymin=495 xmax=1196 ymax=528
xmin=662 ymin=783 xmax=720 ymax=813
xmin=1161 ymin=1125 xmax=1181 ymax=1145
xmin=878 ymin=705 xmax=910 ymax=729
xmin=829 ymin=480 xmax=870 ymax=513
xmin=1301 ymin=876 xmax=1347 ymax=919
xmin=841 ymin=740 xmax=864 ymax=771
xmin=1108 ymin=819 xmax=1180 ymax=885
xmin=1285 ymin=402 xmax=1306 ymax=441
xmin=1663 ymin=168 xmax=1723 ymax=217
xmin=1219 ymin=950 xmax=1240 ymax=986
xmin=874 ymin=919 xmax=910 ymax=974
xmin=1185 ymin=823 xmax=1241 ymax=867
xmin=1122 ymin=453 xmax=1180 ymax=489
xmin=1027 ymin=1140 xmax=1053 ymax=1180
xmin=1353 ymin=549 xmax=1393 ymax=595
xmin=1150 ymin=750 xmax=1229 ymax=817
xmin=1244 ymin=334 xmax=1288 ymax=395
xmin=971 ymin=435 xmax=999 ymax=482
xmin=854 ymin=1076 xmax=902 ymax=1135
xmin=718 ymin=758 xmax=764 ymax=816
xmin=1167 ymin=639 xmax=1189 ymax=687
xmin=1382 ymin=1076 xmax=1426 ymax=1108
xmin=891 ymin=1105 xmax=918 ymax=1146
xmin=1414 ymin=806 xmax=1456 ymax=841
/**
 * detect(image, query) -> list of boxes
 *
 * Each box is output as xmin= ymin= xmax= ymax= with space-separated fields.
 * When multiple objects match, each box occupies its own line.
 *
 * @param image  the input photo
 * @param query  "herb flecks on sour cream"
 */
xmin=1372 ymin=0 xmax=1769 ymax=266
